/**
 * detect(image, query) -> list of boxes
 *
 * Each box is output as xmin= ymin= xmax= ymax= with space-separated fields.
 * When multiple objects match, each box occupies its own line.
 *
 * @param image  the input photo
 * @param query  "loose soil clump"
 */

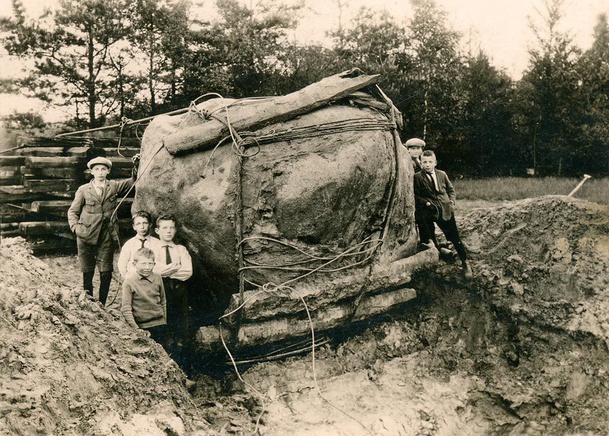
xmin=2 ymin=196 xmax=609 ymax=435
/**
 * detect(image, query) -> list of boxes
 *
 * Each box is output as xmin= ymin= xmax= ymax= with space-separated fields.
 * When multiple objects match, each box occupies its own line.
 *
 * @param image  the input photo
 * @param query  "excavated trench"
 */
xmin=188 ymin=264 xmax=609 ymax=435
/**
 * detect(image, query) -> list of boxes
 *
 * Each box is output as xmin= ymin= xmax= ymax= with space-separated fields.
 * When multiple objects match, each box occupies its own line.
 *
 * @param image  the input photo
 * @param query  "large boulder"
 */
xmin=134 ymin=71 xmax=419 ymax=317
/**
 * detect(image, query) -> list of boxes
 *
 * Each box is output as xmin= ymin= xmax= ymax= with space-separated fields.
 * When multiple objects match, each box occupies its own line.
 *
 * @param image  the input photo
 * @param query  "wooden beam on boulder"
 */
xmin=196 ymin=247 xmax=438 ymax=348
xmin=196 ymin=286 xmax=419 ymax=348
xmin=226 ymin=247 xmax=436 ymax=322
xmin=163 ymin=69 xmax=381 ymax=154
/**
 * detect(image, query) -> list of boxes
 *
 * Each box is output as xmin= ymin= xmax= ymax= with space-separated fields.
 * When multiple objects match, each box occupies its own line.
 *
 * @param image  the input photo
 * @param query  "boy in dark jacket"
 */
xmin=413 ymin=150 xmax=473 ymax=278
xmin=68 ymin=156 xmax=135 ymax=304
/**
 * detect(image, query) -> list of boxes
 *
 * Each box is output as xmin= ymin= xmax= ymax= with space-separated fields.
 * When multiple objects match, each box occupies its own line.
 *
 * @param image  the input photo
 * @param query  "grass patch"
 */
xmin=453 ymin=177 xmax=608 ymax=205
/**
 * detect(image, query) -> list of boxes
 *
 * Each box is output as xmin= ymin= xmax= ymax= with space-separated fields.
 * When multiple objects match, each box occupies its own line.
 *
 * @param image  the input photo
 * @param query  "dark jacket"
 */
xmin=413 ymin=169 xmax=455 ymax=221
xmin=68 ymin=177 xmax=134 ymax=245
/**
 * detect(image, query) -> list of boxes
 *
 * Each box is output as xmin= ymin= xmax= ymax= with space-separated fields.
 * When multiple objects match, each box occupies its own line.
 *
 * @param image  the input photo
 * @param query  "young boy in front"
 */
xmin=117 ymin=211 xmax=162 ymax=278
xmin=154 ymin=215 xmax=193 ymax=345
xmin=413 ymin=150 xmax=473 ymax=278
xmin=68 ymin=156 xmax=135 ymax=305
xmin=121 ymin=247 xmax=167 ymax=340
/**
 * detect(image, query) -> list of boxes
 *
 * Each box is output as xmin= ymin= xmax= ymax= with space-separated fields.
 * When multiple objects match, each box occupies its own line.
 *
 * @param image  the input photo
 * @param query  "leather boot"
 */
xmin=83 ymin=271 xmax=94 ymax=296
xmin=99 ymin=272 xmax=112 ymax=306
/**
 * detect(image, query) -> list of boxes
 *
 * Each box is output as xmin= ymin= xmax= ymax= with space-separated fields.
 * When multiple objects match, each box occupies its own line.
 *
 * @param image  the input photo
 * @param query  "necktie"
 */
xmin=165 ymin=245 xmax=172 ymax=264
xmin=140 ymin=239 xmax=146 ymax=248
xmin=428 ymin=173 xmax=438 ymax=191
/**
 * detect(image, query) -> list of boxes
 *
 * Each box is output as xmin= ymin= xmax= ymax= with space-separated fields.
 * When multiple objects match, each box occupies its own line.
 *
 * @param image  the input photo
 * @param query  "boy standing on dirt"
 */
xmin=414 ymin=150 xmax=473 ymax=278
xmin=68 ymin=156 xmax=136 ymax=305
xmin=117 ymin=211 xmax=162 ymax=278
xmin=154 ymin=215 xmax=192 ymax=345
xmin=121 ymin=247 xmax=167 ymax=340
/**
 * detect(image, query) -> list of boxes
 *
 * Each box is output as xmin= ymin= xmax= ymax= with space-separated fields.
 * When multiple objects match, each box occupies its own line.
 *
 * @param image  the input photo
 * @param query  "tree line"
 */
xmin=2 ymin=0 xmax=609 ymax=177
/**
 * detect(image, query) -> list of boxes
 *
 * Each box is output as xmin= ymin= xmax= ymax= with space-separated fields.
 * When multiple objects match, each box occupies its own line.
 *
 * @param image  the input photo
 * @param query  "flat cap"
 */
xmin=404 ymin=138 xmax=426 ymax=148
xmin=87 ymin=156 xmax=112 ymax=169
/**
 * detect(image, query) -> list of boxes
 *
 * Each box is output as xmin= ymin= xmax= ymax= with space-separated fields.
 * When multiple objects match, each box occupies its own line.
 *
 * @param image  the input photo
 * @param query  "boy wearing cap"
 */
xmin=404 ymin=137 xmax=430 ymax=247
xmin=404 ymin=137 xmax=425 ymax=172
xmin=68 ymin=156 xmax=136 ymax=305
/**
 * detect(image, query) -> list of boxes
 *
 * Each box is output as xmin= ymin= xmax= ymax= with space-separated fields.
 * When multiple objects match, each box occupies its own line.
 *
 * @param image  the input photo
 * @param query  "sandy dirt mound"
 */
xmin=0 ymin=238 xmax=209 ymax=436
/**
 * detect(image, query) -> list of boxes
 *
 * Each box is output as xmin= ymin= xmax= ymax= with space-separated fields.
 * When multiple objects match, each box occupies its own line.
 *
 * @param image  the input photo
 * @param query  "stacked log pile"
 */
xmin=0 ymin=136 xmax=140 ymax=253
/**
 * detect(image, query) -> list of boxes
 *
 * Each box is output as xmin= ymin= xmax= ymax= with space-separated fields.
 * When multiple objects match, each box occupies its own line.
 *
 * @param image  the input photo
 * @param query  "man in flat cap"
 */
xmin=404 ymin=137 xmax=425 ymax=172
xmin=68 ymin=156 xmax=136 ymax=305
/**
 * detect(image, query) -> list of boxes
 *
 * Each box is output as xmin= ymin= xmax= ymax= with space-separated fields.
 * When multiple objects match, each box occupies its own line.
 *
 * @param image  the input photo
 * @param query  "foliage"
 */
xmin=0 ymin=0 xmax=607 ymax=178
xmin=514 ymin=0 xmax=585 ymax=176
xmin=449 ymin=52 xmax=523 ymax=176
xmin=183 ymin=0 xmax=302 ymax=99
xmin=2 ymin=111 xmax=46 ymax=130
xmin=396 ymin=0 xmax=462 ymax=147
xmin=128 ymin=0 xmax=192 ymax=114
xmin=1 ymin=0 xmax=131 ymax=128
xmin=577 ymin=13 xmax=609 ymax=175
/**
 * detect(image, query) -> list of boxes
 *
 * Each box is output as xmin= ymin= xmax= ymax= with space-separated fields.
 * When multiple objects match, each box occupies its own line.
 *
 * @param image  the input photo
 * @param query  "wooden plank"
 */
xmin=0 ymin=229 xmax=20 ymax=238
xmin=19 ymin=221 xmax=71 ymax=236
xmin=0 ymin=186 xmax=65 ymax=203
xmin=27 ymin=239 xmax=77 ymax=253
xmin=163 ymin=69 xmax=381 ymax=154
xmin=29 ymin=198 xmax=132 ymax=218
xmin=196 ymin=287 xmax=417 ymax=348
xmin=21 ymin=166 xmax=83 ymax=179
xmin=30 ymin=200 xmax=73 ymax=213
xmin=0 ymin=177 xmax=22 ymax=185
xmin=25 ymin=156 xmax=83 ymax=168
xmin=17 ymin=146 xmax=89 ymax=157
xmin=23 ymin=179 xmax=77 ymax=192
xmin=0 ymin=204 xmax=30 ymax=221
xmin=1 ymin=222 xmax=19 ymax=231
xmin=195 ymin=248 xmax=438 ymax=348
xmin=0 ymin=166 xmax=21 ymax=177
xmin=234 ymin=288 xmax=416 ymax=346
xmin=0 ymin=156 xmax=26 ymax=166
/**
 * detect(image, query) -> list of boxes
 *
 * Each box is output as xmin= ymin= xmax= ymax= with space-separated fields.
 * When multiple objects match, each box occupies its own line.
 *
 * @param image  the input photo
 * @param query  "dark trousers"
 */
xmin=77 ymin=224 xmax=115 ymax=304
xmin=419 ymin=215 xmax=467 ymax=262
xmin=163 ymin=278 xmax=189 ymax=341
xmin=145 ymin=324 xmax=168 ymax=344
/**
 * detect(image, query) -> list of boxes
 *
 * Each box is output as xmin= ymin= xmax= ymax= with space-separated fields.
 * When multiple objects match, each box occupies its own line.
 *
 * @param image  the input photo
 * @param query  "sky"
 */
xmin=0 ymin=0 xmax=608 ymax=121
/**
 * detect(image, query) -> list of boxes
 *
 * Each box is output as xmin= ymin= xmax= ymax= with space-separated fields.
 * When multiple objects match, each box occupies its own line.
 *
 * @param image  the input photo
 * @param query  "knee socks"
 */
xmin=99 ymin=272 xmax=112 ymax=306
xmin=83 ymin=271 xmax=94 ymax=296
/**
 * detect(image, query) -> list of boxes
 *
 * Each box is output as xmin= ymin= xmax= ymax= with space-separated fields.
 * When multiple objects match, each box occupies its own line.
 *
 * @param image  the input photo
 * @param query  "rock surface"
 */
xmin=135 ymin=101 xmax=417 ymax=309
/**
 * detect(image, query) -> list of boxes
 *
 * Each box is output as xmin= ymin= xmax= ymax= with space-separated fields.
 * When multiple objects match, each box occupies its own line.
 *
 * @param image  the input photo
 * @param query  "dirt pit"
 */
xmin=2 ymin=195 xmax=609 ymax=435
